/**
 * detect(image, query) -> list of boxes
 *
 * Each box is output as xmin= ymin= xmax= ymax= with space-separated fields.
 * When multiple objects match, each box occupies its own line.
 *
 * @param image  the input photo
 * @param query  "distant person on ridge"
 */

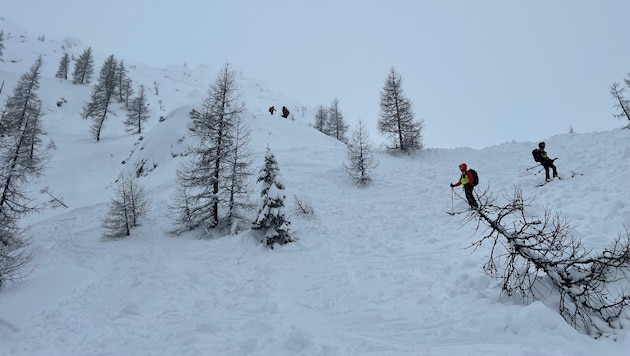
xmin=269 ymin=106 xmax=276 ymax=115
xmin=533 ymin=141 xmax=560 ymax=182
xmin=281 ymin=106 xmax=290 ymax=118
xmin=450 ymin=163 xmax=479 ymax=210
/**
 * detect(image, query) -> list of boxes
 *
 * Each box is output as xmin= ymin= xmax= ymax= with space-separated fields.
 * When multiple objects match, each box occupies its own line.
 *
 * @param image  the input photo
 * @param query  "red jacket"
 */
xmin=453 ymin=170 xmax=474 ymax=187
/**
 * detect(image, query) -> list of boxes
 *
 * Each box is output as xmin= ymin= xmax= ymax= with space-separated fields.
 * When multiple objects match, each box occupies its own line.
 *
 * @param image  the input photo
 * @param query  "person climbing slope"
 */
xmin=532 ymin=141 xmax=561 ymax=182
xmin=450 ymin=163 xmax=479 ymax=210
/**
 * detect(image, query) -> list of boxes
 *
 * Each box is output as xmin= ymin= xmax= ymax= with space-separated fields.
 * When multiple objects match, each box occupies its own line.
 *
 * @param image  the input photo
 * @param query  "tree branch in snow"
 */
xmin=40 ymin=186 xmax=67 ymax=209
xmin=466 ymin=187 xmax=630 ymax=338
xmin=293 ymin=194 xmax=314 ymax=217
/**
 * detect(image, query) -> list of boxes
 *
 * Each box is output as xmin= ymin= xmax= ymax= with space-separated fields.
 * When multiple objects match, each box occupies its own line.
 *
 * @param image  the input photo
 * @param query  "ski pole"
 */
xmin=526 ymin=164 xmax=541 ymax=171
xmin=451 ymin=187 xmax=454 ymax=214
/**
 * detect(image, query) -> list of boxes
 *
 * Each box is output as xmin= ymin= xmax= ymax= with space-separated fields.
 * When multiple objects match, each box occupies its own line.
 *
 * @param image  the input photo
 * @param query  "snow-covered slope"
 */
xmin=1 ymin=18 xmax=629 ymax=356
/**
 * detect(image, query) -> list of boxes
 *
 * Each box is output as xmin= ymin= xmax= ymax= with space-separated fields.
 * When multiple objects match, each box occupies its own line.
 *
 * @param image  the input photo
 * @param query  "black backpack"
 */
xmin=469 ymin=169 xmax=479 ymax=186
xmin=532 ymin=149 xmax=542 ymax=163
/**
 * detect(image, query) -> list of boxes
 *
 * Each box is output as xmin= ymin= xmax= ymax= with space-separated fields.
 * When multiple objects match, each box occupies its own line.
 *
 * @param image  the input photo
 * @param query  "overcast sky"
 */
xmin=4 ymin=0 xmax=630 ymax=148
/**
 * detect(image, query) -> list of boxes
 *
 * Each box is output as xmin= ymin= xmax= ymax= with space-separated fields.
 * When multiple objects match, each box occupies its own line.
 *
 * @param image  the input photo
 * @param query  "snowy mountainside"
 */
xmin=1 ymin=16 xmax=321 ymax=222
xmin=1 ymin=17 xmax=630 ymax=356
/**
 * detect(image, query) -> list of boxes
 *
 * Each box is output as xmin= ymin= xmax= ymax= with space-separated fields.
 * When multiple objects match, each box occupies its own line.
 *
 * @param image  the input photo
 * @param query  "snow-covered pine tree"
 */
xmin=378 ymin=67 xmax=424 ymax=153
xmin=55 ymin=53 xmax=70 ymax=80
xmin=344 ymin=119 xmax=377 ymax=185
xmin=81 ymin=54 xmax=118 ymax=142
xmin=72 ymin=47 xmax=94 ymax=84
xmin=252 ymin=148 xmax=293 ymax=248
xmin=0 ymin=57 xmax=46 ymax=285
xmin=101 ymin=173 xmax=150 ymax=239
xmin=124 ymin=85 xmax=149 ymax=134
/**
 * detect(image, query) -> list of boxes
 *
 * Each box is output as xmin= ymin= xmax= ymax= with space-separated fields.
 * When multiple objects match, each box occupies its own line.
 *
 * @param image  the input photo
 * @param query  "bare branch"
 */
xmin=465 ymin=186 xmax=630 ymax=337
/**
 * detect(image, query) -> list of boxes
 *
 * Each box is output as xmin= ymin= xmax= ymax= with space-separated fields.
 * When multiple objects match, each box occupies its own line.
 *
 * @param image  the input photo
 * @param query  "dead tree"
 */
xmin=465 ymin=187 xmax=630 ymax=338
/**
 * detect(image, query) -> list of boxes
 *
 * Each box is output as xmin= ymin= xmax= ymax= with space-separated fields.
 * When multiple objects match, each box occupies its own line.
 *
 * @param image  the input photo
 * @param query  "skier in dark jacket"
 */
xmin=269 ymin=106 xmax=276 ymax=115
xmin=534 ymin=142 xmax=560 ymax=182
xmin=450 ymin=163 xmax=478 ymax=210
xmin=281 ymin=106 xmax=290 ymax=118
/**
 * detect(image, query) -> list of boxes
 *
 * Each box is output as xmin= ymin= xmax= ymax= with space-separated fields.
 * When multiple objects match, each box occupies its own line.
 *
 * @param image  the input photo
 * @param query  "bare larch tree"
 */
xmin=170 ymin=63 xmax=251 ymax=235
xmin=313 ymin=105 xmax=328 ymax=135
xmin=0 ymin=31 xmax=5 ymax=62
xmin=610 ymin=82 xmax=630 ymax=128
xmin=343 ymin=119 xmax=377 ymax=185
xmin=81 ymin=54 xmax=118 ymax=142
xmin=221 ymin=116 xmax=254 ymax=234
xmin=101 ymin=173 xmax=150 ymax=239
xmin=378 ymin=67 xmax=424 ymax=153
xmin=115 ymin=60 xmax=134 ymax=107
xmin=124 ymin=84 xmax=149 ymax=134
xmin=0 ymin=57 xmax=46 ymax=286
xmin=55 ymin=52 xmax=70 ymax=80
xmin=325 ymin=97 xmax=349 ymax=143
xmin=72 ymin=47 xmax=94 ymax=84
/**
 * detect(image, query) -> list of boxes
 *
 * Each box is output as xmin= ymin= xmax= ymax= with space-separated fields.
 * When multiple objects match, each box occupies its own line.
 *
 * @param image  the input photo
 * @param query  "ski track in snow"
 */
xmin=5 ymin=133 xmax=629 ymax=355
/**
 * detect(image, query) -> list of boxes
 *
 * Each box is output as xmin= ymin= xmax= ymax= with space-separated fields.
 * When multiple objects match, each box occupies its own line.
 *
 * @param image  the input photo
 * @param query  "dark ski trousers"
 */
xmin=543 ymin=162 xmax=558 ymax=180
xmin=464 ymin=184 xmax=478 ymax=209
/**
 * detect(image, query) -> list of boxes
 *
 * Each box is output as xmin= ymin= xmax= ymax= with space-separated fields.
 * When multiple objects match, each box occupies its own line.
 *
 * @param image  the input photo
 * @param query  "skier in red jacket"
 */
xmin=450 ymin=163 xmax=479 ymax=210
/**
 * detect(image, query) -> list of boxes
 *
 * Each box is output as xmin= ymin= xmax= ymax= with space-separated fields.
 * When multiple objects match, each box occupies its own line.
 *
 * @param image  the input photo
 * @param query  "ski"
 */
xmin=536 ymin=179 xmax=558 ymax=187
xmin=536 ymin=172 xmax=582 ymax=187
xmin=446 ymin=210 xmax=468 ymax=215
xmin=445 ymin=211 xmax=465 ymax=215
